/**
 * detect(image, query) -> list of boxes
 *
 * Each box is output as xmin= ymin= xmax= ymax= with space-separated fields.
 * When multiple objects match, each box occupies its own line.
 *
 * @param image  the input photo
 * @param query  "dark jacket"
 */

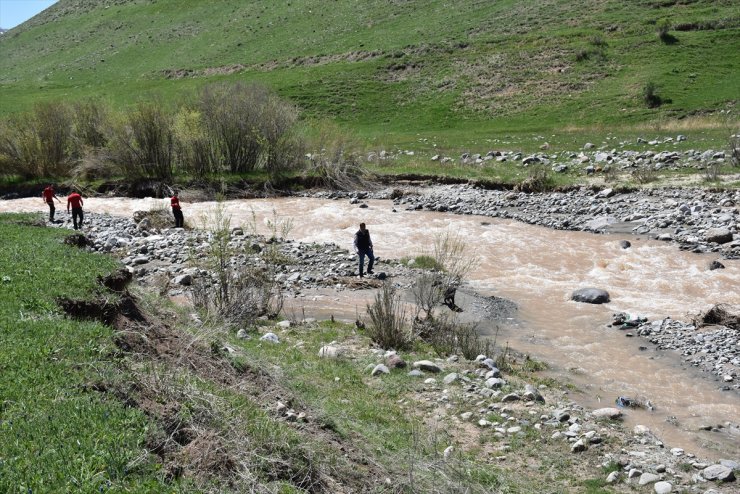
xmin=354 ymin=229 xmax=372 ymax=251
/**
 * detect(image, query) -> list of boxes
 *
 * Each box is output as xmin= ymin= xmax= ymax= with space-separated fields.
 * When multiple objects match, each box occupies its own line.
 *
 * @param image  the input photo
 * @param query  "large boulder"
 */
xmin=571 ymin=288 xmax=610 ymax=304
xmin=702 ymin=464 xmax=735 ymax=482
xmin=704 ymin=228 xmax=733 ymax=244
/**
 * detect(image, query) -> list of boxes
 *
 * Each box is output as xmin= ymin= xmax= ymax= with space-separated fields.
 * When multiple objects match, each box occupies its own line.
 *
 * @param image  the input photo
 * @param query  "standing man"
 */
xmin=171 ymin=190 xmax=184 ymax=228
xmin=41 ymin=184 xmax=60 ymax=222
xmin=353 ymin=222 xmax=374 ymax=278
xmin=67 ymin=189 xmax=84 ymax=230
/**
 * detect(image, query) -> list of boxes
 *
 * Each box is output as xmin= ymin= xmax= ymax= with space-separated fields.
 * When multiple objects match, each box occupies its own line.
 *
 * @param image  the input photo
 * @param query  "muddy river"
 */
xmin=5 ymin=196 xmax=740 ymax=459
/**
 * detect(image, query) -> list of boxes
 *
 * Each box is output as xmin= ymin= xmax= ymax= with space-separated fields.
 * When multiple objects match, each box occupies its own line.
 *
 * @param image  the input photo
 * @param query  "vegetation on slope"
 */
xmin=0 ymin=214 xmax=169 ymax=492
xmin=0 ymin=0 xmax=737 ymax=141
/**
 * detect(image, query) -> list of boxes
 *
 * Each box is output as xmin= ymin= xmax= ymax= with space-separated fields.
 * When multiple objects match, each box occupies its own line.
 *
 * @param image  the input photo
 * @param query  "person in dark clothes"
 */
xmin=353 ymin=222 xmax=374 ymax=278
xmin=41 ymin=184 xmax=60 ymax=222
xmin=67 ymin=189 xmax=84 ymax=230
xmin=171 ymin=190 xmax=184 ymax=228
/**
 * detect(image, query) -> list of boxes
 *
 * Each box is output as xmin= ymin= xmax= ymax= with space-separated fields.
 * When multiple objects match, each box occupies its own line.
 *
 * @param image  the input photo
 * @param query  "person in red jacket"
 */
xmin=171 ymin=190 xmax=184 ymax=228
xmin=41 ymin=184 xmax=60 ymax=222
xmin=67 ymin=189 xmax=84 ymax=230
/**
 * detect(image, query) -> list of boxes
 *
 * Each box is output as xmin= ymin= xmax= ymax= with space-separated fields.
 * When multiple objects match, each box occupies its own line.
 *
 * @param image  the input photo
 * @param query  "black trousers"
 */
xmin=47 ymin=201 xmax=55 ymax=221
xmin=71 ymin=207 xmax=83 ymax=229
xmin=173 ymin=208 xmax=184 ymax=228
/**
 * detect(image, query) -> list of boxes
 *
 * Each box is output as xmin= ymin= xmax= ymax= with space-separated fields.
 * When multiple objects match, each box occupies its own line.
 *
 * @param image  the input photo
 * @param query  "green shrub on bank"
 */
xmin=0 ymin=102 xmax=75 ymax=179
xmin=0 ymin=82 xmax=309 ymax=182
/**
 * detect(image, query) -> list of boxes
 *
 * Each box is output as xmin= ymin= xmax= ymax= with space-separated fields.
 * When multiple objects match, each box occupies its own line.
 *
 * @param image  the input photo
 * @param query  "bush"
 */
xmin=190 ymin=202 xmax=283 ymax=325
xmin=515 ymin=163 xmax=556 ymax=192
xmin=106 ymin=100 xmax=174 ymax=180
xmin=0 ymin=101 xmax=76 ymax=178
xmin=197 ymin=82 xmax=304 ymax=176
xmin=173 ymin=108 xmax=215 ymax=178
xmin=655 ymin=18 xmax=674 ymax=42
xmin=305 ymin=121 xmax=368 ymax=190
xmin=411 ymin=272 xmax=446 ymax=320
xmin=366 ymin=282 xmax=412 ymax=350
xmin=632 ymin=164 xmax=659 ymax=184
xmin=730 ymin=134 xmax=739 ymax=167
xmin=72 ymin=99 xmax=109 ymax=149
xmin=643 ymin=82 xmax=663 ymax=108
xmin=402 ymin=254 xmax=444 ymax=271
xmin=589 ymin=35 xmax=608 ymax=48
xmin=421 ymin=314 xmax=490 ymax=360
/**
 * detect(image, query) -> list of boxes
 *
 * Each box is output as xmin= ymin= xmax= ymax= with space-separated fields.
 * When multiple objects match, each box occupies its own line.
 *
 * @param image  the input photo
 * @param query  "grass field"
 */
xmin=0 ymin=214 xmax=170 ymax=492
xmin=0 ymin=0 xmax=738 ymax=146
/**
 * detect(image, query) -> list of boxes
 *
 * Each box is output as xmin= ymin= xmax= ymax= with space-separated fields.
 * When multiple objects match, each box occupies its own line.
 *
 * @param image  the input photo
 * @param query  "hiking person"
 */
xmin=66 ymin=189 xmax=84 ymax=230
xmin=41 ymin=184 xmax=60 ymax=222
xmin=171 ymin=190 xmax=184 ymax=228
xmin=353 ymin=222 xmax=374 ymax=278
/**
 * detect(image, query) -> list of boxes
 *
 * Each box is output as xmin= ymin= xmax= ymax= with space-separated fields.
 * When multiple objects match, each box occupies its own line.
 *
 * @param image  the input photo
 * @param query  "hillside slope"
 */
xmin=0 ymin=0 xmax=738 ymax=138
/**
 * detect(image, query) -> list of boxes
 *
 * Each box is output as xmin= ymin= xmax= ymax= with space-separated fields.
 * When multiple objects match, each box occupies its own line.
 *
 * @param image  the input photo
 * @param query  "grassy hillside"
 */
xmin=0 ymin=0 xmax=738 ymax=145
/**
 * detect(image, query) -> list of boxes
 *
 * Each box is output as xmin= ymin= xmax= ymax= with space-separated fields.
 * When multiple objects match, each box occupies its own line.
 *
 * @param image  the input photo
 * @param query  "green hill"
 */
xmin=0 ymin=0 xmax=738 ymax=143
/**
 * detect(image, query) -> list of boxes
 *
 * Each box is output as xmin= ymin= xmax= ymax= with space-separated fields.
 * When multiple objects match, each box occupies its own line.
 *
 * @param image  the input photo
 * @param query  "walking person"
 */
xmin=67 ymin=189 xmax=84 ymax=230
xmin=353 ymin=222 xmax=374 ymax=278
xmin=171 ymin=190 xmax=184 ymax=228
xmin=41 ymin=184 xmax=60 ymax=222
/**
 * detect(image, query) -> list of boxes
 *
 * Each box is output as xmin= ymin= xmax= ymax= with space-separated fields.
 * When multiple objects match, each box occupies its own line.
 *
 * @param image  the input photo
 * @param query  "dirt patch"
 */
xmin=63 ymin=232 xmax=91 ymax=248
xmin=98 ymin=268 xmax=132 ymax=292
xmin=58 ymin=296 xmax=121 ymax=324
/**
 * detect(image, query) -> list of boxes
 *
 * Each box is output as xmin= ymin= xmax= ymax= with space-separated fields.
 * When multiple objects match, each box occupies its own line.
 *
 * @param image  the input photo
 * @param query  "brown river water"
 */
xmin=4 ymin=196 xmax=739 ymax=460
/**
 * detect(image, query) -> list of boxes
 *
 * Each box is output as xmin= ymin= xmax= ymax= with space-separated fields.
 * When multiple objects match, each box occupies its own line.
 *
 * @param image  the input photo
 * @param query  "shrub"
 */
xmin=173 ymin=108 xmax=215 ymax=178
xmin=515 ymin=163 xmax=556 ymax=192
xmin=589 ymin=35 xmax=608 ymax=48
xmin=422 ymin=314 xmax=490 ymax=360
xmin=632 ymin=164 xmax=659 ymax=184
xmin=0 ymin=101 xmax=76 ymax=178
xmin=656 ymin=18 xmax=672 ymax=42
xmin=411 ymin=272 xmax=446 ymax=320
xmin=730 ymin=134 xmax=739 ymax=167
xmin=702 ymin=161 xmax=721 ymax=182
xmin=643 ymin=82 xmax=663 ymax=108
xmin=190 ymin=202 xmax=283 ymax=325
xmin=197 ymin=82 xmax=304 ymax=176
xmin=106 ymin=100 xmax=174 ymax=180
xmin=366 ymin=282 xmax=412 ymax=350
xmin=72 ymin=99 xmax=109 ymax=149
xmin=403 ymin=254 xmax=444 ymax=271
xmin=305 ymin=121 xmax=368 ymax=190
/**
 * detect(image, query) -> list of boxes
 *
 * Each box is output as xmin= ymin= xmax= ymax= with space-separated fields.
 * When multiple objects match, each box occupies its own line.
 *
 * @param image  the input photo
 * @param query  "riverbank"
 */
xmin=10 ymin=209 xmax=737 ymax=492
xmin=2 ymin=178 xmax=738 ymax=490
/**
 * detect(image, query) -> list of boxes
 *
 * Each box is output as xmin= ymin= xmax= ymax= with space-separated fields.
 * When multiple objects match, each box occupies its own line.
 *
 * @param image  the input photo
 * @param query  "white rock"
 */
xmin=638 ymin=472 xmax=660 ymax=485
xmin=443 ymin=445 xmax=453 ymax=459
xmin=412 ymin=360 xmax=442 ymax=373
xmin=318 ymin=345 xmax=342 ymax=358
xmin=654 ymin=481 xmax=672 ymax=494
xmin=260 ymin=332 xmax=280 ymax=344
xmin=371 ymin=364 xmax=390 ymax=376
xmin=592 ymin=407 xmax=622 ymax=419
